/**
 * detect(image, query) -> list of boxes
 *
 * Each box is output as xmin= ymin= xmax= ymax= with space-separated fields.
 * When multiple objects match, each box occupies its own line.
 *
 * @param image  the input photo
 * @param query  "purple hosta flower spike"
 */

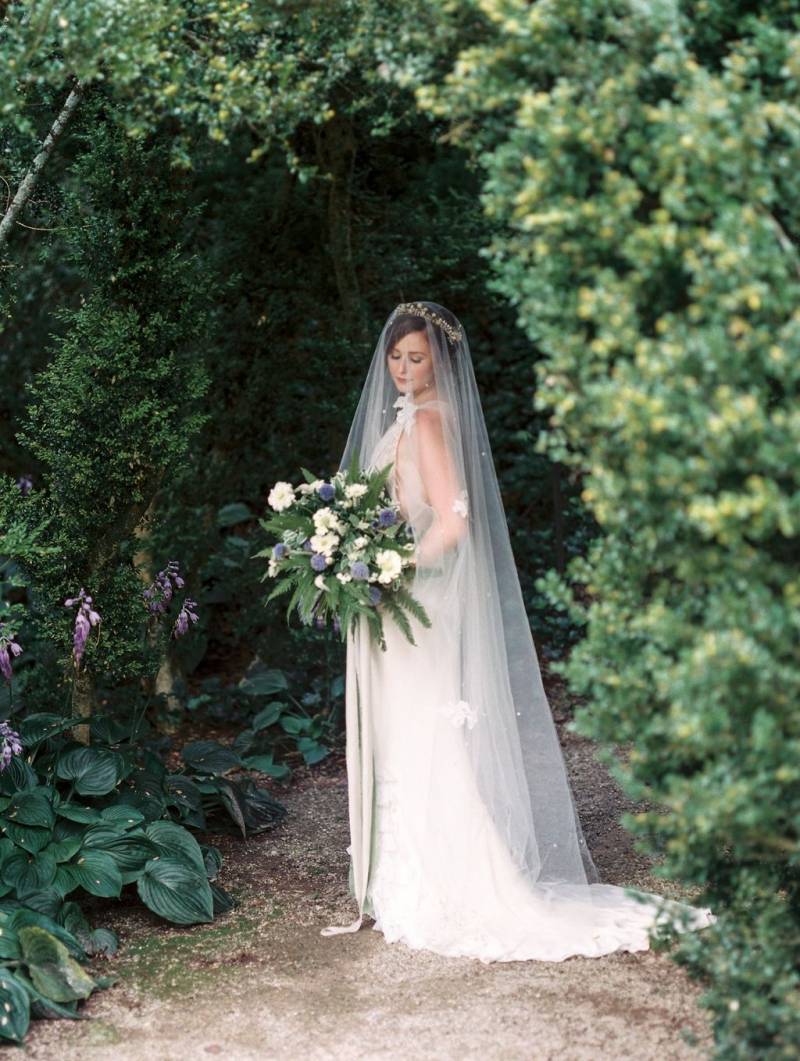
xmin=0 ymin=624 xmax=22 ymax=683
xmin=173 ymin=598 xmax=199 ymax=638
xmin=0 ymin=721 xmax=23 ymax=771
xmin=143 ymin=559 xmax=185 ymax=615
xmin=16 ymin=475 xmax=33 ymax=496
xmin=64 ymin=588 xmax=101 ymax=669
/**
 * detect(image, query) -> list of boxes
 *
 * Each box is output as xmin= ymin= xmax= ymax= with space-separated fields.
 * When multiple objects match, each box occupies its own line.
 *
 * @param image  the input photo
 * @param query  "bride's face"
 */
xmin=387 ymin=329 xmax=435 ymax=398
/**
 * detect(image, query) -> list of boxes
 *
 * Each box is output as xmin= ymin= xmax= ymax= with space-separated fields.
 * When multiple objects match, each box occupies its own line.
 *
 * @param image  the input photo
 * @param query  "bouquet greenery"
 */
xmin=256 ymin=456 xmax=431 ymax=651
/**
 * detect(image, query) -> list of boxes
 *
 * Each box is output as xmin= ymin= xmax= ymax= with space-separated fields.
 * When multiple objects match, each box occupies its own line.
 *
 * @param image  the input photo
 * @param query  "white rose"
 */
xmin=354 ymin=536 xmax=369 ymax=549
xmin=375 ymin=549 xmax=402 ymax=584
xmin=268 ymin=481 xmax=296 ymax=511
xmin=313 ymin=507 xmax=345 ymax=535
xmin=345 ymin=483 xmax=368 ymax=500
xmin=311 ymin=531 xmax=340 ymax=557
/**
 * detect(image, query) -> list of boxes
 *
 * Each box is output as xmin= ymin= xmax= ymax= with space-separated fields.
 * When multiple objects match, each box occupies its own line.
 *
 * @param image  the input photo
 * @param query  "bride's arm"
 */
xmin=413 ymin=407 xmax=469 ymax=568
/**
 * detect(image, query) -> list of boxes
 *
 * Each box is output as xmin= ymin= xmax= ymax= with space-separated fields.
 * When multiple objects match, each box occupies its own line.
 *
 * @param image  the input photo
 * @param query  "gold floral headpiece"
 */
xmin=389 ymin=302 xmax=463 ymax=344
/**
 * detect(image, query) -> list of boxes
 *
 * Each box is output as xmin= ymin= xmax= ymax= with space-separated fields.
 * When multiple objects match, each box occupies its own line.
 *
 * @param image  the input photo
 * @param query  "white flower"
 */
xmin=452 ymin=490 xmax=469 ymax=518
xmin=310 ymin=531 xmax=339 ymax=557
xmin=313 ymin=507 xmax=345 ymax=534
xmin=404 ymin=542 xmax=415 ymax=551
xmin=354 ymin=536 xmax=369 ymax=549
xmin=440 ymin=699 xmax=478 ymax=729
xmin=336 ymin=571 xmax=353 ymax=584
xmin=268 ymin=481 xmax=296 ymax=511
xmin=357 ymin=520 xmax=370 ymax=530
xmin=345 ymin=483 xmax=368 ymax=500
xmin=267 ymin=558 xmax=278 ymax=577
xmin=375 ymin=549 xmax=402 ymax=584
xmin=297 ymin=479 xmax=324 ymax=496
xmin=314 ymin=574 xmax=329 ymax=591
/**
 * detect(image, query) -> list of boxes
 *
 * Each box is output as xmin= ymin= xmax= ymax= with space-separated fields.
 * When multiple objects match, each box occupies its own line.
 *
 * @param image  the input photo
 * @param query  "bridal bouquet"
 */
xmin=256 ymin=457 xmax=431 ymax=651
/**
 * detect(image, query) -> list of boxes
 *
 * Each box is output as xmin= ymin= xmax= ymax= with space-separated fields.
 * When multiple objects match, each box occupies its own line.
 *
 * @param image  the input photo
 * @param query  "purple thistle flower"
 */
xmin=350 ymin=561 xmax=369 ymax=581
xmin=310 ymin=552 xmax=328 ymax=572
xmin=64 ymin=588 xmax=101 ymax=669
xmin=0 ymin=721 xmax=23 ymax=771
xmin=173 ymin=598 xmax=199 ymax=638
xmin=273 ymin=542 xmax=288 ymax=559
xmin=302 ymin=538 xmax=313 ymax=552
xmin=368 ymin=585 xmax=382 ymax=606
xmin=16 ymin=475 xmax=33 ymax=496
xmin=318 ymin=483 xmax=336 ymax=502
xmin=0 ymin=625 xmax=22 ymax=684
xmin=378 ymin=508 xmax=397 ymax=528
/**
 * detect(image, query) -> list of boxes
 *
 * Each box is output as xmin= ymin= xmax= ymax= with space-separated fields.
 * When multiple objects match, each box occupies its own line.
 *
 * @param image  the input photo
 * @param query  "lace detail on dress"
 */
xmin=439 ymin=698 xmax=478 ymax=729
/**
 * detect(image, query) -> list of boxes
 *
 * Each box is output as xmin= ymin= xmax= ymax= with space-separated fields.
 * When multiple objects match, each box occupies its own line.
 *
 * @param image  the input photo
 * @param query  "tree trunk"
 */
xmin=311 ymin=114 xmax=366 ymax=342
xmin=0 ymin=77 xmax=84 ymax=246
xmin=71 ymin=666 xmax=94 ymax=745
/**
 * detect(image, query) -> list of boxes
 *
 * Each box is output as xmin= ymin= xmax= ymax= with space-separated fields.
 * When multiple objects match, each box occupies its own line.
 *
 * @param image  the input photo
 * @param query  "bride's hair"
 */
xmin=385 ymin=302 xmax=462 ymax=363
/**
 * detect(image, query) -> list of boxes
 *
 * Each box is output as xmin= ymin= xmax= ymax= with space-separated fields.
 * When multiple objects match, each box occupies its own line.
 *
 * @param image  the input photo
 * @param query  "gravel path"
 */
xmin=23 ymin=706 xmax=713 ymax=1061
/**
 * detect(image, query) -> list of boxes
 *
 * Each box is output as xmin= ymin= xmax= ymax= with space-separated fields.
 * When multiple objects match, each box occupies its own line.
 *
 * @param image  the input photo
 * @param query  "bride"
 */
xmin=321 ymin=300 xmax=714 ymax=962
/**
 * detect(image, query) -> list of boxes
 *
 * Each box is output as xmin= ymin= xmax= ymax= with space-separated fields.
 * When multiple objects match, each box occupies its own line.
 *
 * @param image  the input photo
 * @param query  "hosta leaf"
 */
xmin=1 ymin=822 xmax=52 ymax=854
xmin=136 ymin=858 xmax=214 ymax=925
xmin=67 ymin=850 xmax=122 ymax=898
xmin=144 ymin=822 xmax=206 ymax=876
xmin=1 ymin=850 xmax=57 ymax=896
xmin=242 ymin=755 xmax=291 ymax=780
xmin=55 ymin=803 xmax=101 ymax=824
xmin=18 ymin=926 xmax=96 ymax=1003
xmin=99 ymin=805 xmax=145 ymax=829
xmin=0 ymin=970 xmax=30 ymax=1041
xmin=180 ymin=740 xmax=241 ymax=776
xmin=238 ymin=668 xmax=288 ymax=697
xmin=56 ymin=748 xmax=120 ymax=797
xmin=16 ymin=713 xmax=77 ymax=748
xmin=4 ymin=789 xmax=55 ymax=829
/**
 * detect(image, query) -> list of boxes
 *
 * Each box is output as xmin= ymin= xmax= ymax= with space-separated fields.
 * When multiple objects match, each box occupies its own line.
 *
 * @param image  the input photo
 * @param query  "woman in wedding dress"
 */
xmin=321 ymin=301 xmax=715 ymax=962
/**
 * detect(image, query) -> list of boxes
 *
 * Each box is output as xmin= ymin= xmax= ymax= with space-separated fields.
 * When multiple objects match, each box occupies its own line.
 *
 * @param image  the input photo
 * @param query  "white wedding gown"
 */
xmin=334 ymin=410 xmax=715 ymax=964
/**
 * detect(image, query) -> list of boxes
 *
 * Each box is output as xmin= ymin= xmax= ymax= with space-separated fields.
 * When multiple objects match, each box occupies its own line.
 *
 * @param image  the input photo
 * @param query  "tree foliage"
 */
xmin=424 ymin=1 xmax=800 ymax=1055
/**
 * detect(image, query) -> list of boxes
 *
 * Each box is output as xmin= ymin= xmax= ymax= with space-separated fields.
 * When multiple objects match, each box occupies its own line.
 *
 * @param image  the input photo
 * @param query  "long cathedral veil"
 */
xmin=337 ymin=300 xmax=600 ymax=891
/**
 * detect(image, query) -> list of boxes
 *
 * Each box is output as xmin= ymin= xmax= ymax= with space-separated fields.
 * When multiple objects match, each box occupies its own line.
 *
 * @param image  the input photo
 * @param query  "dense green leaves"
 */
xmin=424 ymin=2 xmax=800 ymax=1055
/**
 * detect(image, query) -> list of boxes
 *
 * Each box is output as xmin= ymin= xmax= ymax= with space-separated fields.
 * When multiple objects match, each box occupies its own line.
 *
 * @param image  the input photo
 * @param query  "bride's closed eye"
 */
xmin=389 ymin=353 xmax=425 ymax=363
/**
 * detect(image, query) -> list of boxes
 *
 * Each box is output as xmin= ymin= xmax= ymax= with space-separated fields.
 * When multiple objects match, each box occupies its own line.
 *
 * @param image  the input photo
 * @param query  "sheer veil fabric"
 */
xmin=321 ymin=301 xmax=715 ymax=961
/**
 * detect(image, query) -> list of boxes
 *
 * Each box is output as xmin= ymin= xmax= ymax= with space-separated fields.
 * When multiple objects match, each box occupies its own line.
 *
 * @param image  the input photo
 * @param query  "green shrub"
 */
xmin=425 ymin=2 xmax=800 ymax=1055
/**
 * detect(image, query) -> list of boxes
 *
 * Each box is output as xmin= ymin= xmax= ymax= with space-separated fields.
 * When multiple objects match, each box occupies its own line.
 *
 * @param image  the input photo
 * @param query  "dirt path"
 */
xmin=23 ymin=714 xmax=713 ymax=1061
